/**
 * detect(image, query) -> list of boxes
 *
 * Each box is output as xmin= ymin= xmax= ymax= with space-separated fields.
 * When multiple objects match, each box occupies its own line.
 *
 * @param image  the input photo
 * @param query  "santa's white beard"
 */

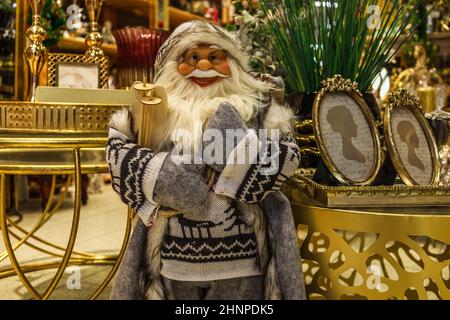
xmin=155 ymin=59 xmax=272 ymax=150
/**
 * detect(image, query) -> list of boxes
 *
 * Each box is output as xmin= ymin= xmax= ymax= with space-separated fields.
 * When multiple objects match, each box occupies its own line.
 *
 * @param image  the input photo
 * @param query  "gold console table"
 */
xmin=285 ymin=178 xmax=450 ymax=300
xmin=0 ymin=101 xmax=132 ymax=300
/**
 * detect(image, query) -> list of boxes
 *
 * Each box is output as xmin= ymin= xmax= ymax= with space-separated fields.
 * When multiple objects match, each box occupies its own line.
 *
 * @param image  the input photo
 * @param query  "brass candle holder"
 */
xmin=417 ymin=86 xmax=436 ymax=114
xmin=24 ymin=0 xmax=47 ymax=102
xmin=85 ymin=0 xmax=104 ymax=58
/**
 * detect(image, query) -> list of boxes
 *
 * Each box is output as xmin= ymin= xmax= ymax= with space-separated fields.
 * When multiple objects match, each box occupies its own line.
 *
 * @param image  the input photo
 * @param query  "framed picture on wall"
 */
xmin=47 ymin=53 xmax=109 ymax=89
xmin=312 ymin=75 xmax=382 ymax=186
xmin=384 ymin=89 xmax=440 ymax=186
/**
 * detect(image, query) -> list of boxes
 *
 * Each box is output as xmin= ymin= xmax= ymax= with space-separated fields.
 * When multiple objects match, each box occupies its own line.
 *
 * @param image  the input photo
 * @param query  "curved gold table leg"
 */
xmin=13 ymin=175 xmax=20 ymax=215
xmin=0 ymin=176 xmax=24 ymax=230
xmin=0 ymin=174 xmax=42 ymax=299
xmin=0 ymin=176 xmax=59 ymax=263
xmin=89 ymin=207 xmax=133 ymax=300
xmin=0 ymin=260 xmax=116 ymax=279
xmin=1 ymin=152 xmax=131 ymax=299
xmin=4 ymin=211 xmax=23 ymax=227
xmin=2 ymin=227 xmax=112 ymax=262
xmin=41 ymin=175 xmax=58 ymax=218
xmin=41 ymin=147 xmax=82 ymax=300
xmin=0 ymin=175 xmax=113 ymax=262
xmin=4 ymin=221 xmax=114 ymax=260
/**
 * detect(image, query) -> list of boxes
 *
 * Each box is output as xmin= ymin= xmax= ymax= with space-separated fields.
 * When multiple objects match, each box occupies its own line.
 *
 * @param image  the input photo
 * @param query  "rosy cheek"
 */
xmin=178 ymin=63 xmax=194 ymax=76
xmin=214 ymin=61 xmax=231 ymax=76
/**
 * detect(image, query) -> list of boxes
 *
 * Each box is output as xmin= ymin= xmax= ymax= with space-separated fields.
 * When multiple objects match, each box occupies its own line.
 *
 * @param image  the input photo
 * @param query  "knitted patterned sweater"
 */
xmin=160 ymin=193 xmax=262 ymax=281
xmin=106 ymin=103 xmax=301 ymax=283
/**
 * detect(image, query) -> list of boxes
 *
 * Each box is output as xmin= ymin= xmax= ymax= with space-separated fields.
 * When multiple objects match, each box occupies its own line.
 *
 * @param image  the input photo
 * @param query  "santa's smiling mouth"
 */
xmin=190 ymin=77 xmax=220 ymax=87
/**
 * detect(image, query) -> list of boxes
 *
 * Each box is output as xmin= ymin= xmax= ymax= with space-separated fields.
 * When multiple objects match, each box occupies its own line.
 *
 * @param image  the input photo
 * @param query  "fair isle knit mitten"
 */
xmin=152 ymin=154 xmax=209 ymax=216
xmin=203 ymin=102 xmax=248 ymax=172
xmin=213 ymin=130 xmax=301 ymax=204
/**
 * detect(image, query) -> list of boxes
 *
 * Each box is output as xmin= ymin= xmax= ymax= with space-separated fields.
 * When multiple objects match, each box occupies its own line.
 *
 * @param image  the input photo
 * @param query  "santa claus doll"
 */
xmin=106 ymin=21 xmax=306 ymax=300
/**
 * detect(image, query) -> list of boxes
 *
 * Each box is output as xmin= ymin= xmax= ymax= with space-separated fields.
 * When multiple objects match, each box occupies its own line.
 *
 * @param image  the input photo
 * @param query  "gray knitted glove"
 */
xmin=203 ymin=102 xmax=248 ymax=172
xmin=152 ymin=154 xmax=209 ymax=215
xmin=214 ymin=132 xmax=301 ymax=204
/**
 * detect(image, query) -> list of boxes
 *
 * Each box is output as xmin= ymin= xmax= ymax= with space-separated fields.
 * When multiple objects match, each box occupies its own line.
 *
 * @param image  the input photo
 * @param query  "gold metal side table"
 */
xmin=285 ymin=180 xmax=450 ymax=300
xmin=0 ymin=102 xmax=133 ymax=300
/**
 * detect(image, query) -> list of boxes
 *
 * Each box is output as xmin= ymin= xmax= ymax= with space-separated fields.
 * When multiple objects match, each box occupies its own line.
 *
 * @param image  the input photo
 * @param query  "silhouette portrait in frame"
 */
xmin=312 ymin=76 xmax=382 ymax=186
xmin=384 ymin=89 xmax=440 ymax=186
xmin=327 ymin=105 xmax=367 ymax=164
xmin=396 ymin=120 xmax=426 ymax=172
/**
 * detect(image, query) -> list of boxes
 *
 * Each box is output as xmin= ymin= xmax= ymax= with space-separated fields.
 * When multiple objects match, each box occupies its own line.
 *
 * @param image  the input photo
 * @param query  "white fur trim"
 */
xmin=263 ymin=102 xmax=295 ymax=135
xmin=265 ymin=255 xmax=282 ymax=299
xmin=145 ymin=215 xmax=168 ymax=300
xmin=109 ymin=108 xmax=134 ymax=140
xmin=155 ymin=21 xmax=250 ymax=77
xmin=240 ymin=201 xmax=282 ymax=300
xmin=250 ymin=202 xmax=267 ymax=268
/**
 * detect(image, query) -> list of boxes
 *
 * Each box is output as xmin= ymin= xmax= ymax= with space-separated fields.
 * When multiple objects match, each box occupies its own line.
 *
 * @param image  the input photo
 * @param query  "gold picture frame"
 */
xmin=384 ymin=89 xmax=440 ymax=186
xmin=47 ymin=53 xmax=109 ymax=89
xmin=312 ymin=75 xmax=382 ymax=186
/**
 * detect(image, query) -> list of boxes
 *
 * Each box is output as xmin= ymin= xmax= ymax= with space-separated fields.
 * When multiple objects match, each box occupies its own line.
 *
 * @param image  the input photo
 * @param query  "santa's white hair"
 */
xmin=154 ymin=21 xmax=294 ymax=150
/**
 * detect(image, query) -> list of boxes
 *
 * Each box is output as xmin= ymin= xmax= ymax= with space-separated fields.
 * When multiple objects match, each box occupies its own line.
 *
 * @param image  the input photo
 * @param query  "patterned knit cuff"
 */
xmin=108 ymin=127 xmax=129 ymax=142
xmin=271 ymin=143 xmax=301 ymax=191
xmin=213 ymin=130 xmax=260 ymax=199
xmin=106 ymin=127 xmax=137 ymax=198
xmin=140 ymin=152 xmax=169 ymax=226
xmin=135 ymin=200 xmax=159 ymax=227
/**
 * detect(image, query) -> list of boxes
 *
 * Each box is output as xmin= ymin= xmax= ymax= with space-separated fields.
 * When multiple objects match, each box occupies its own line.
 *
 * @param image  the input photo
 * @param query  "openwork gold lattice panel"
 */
xmin=0 ymin=102 xmax=124 ymax=133
xmin=47 ymin=53 xmax=109 ymax=89
xmin=293 ymin=203 xmax=450 ymax=300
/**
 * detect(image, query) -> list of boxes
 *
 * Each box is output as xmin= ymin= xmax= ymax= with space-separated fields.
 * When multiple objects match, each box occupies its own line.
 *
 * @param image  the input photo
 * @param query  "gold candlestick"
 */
xmin=85 ymin=0 xmax=104 ymax=58
xmin=24 ymin=0 xmax=47 ymax=102
xmin=417 ymin=86 xmax=436 ymax=114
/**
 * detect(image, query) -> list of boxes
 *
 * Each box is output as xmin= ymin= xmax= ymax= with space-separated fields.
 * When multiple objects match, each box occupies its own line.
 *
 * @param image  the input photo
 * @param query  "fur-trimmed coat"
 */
xmin=107 ymin=98 xmax=306 ymax=300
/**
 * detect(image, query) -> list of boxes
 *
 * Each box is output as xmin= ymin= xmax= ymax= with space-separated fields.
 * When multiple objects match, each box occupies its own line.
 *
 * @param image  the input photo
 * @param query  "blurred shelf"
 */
xmin=103 ymin=0 xmax=153 ymax=19
xmin=169 ymin=6 xmax=208 ymax=29
xmin=395 ymin=31 xmax=450 ymax=55
xmin=430 ymin=32 xmax=450 ymax=55
xmin=0 ymin=85 xmax=14 ymax=94
xmin=53 ymin=6 xmax=210 ymax=61
xmin=54 ymin=37 xmax=118 ymax=61
xmin=429 ymin=32 xmax=450 ymax=40
xmin=103 ymin=1 xmax=207 ymax=29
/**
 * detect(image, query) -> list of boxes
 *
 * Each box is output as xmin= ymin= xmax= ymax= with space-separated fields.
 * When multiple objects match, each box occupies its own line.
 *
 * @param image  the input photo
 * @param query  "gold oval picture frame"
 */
xmin=312 ymin=75 xmax=382 ymax=186
xmin=384 ymin=89 xmax=440 ymax=186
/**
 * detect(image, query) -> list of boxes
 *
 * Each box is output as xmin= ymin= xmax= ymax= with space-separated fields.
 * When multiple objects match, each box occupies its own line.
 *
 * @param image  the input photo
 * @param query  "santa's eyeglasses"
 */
xmin=180 ymin=49 xmax=228 ymax=66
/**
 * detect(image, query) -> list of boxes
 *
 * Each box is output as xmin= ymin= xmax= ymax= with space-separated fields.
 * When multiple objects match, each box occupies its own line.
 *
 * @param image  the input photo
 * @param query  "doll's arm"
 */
xmin=151 ymin=154 xmax=209 ymax=218
xmin=106 ymin=110 xmax=208 ymax=226
xmin=213 ymin=131 xmax=300 ymax=204
xmin=205 ymin=103 xmax=300 ymax=204
xmin=106 ymin=126 xmax=159 ymax=225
